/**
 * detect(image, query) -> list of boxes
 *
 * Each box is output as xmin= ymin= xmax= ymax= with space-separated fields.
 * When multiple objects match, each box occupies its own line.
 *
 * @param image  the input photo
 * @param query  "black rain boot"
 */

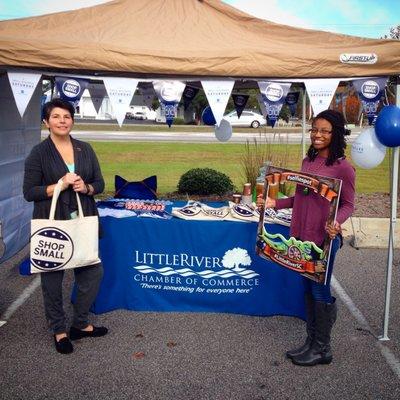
xmin=286 ymin=292 xmax=315 ymax=359
xmin=291 ymin=298 xmax=337 ymax=366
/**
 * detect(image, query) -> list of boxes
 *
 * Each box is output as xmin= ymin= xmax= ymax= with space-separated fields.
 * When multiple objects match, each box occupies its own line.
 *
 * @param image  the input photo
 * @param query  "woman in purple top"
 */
xmin=266 ymin=109 xmax=355 ymax=367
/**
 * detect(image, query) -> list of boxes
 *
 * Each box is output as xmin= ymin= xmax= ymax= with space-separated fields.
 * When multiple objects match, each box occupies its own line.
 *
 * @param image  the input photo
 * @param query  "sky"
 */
xmin=0 ymin=0 xmax=398 ymax=39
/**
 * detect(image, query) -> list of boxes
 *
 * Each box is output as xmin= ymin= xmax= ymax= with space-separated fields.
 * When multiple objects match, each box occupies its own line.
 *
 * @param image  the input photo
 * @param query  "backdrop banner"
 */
xmin=257 ymin=81 xmax=291 ymax=127
xmin=352 ymin=77 xmax=388 ymax=125
xmin=201 ymin=80 xmax=235 ymax=127
xmin=7 ymin=72 xmax=41 ymax=118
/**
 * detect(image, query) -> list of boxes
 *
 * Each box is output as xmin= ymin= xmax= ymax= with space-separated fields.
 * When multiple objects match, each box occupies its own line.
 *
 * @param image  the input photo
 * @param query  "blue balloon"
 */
xmin=201 ymin=106 xmax=216 ymax=126
xmin=375 ymin=105 xmax=400 ymax=147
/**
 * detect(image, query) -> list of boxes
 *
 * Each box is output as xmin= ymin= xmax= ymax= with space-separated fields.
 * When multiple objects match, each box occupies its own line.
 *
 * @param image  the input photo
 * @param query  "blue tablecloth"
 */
xmin=92 ymin=211 xmax=306 ymax=319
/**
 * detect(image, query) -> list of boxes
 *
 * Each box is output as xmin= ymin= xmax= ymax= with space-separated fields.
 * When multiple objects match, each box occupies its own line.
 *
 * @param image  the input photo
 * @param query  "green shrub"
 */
xmin=173 ymin=117 xmax=185 ymax=125
xmin=177 ymin=168 xmax=234 ymax=196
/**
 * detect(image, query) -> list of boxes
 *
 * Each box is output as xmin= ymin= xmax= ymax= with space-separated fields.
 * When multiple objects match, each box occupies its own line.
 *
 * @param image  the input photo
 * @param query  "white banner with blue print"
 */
xmin=7 ymin=71 xmax=41 ymax=118
xmin=30 ymin=180 xmax=100 ymax=273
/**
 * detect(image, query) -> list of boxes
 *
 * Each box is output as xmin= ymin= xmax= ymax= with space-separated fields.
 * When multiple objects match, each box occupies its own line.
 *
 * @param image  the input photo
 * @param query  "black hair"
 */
xmin=307 ymin=109 xmax=350 ymax=166
xmin=42 ymin=98 xmax=75 ymax=121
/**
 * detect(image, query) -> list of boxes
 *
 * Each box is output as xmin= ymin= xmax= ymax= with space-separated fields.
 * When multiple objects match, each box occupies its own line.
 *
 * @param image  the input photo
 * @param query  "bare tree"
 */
xmin=383 ymin=25 xmax=400 ymax=40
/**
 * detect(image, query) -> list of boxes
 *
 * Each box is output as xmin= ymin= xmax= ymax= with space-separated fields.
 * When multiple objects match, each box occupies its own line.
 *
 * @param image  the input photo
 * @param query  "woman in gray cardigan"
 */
xmin=23 ymin=98 xmax=108 ymax=355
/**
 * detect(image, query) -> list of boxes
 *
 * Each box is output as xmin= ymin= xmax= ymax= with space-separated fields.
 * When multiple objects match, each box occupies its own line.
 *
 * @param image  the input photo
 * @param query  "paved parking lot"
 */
xmin=1 ymin=238 xmax=400 ymax=400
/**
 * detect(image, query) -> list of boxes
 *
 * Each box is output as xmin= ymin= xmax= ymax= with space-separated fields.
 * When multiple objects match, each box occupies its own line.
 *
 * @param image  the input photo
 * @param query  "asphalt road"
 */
xmin=1 ymin=237 xmax=400 ymax=400
xmin=41 ymin=129 xmax=362 ymax=144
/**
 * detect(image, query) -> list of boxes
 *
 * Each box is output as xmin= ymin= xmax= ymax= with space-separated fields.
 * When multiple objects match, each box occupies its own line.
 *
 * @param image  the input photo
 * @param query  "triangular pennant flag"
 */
xmin=102 ymin=77 xmax=139 ymax=127
xmin=232 ymin=94 xmax=249 ymax=118
xmin=153 ymin=80 xmax=185 ymax=127
xmin=183 ymin=86 xmax=200 ymax=111
xmin=87 ymin=82 xmax=107 ymax=114
xmin=256 ymin=94 xmax=268 ymax=117
xmin=7 ymin=72 xmax=41 ymax=118
xmin=257 ymin=81 xmax=291 ymax=127
xmin=304 ymin=79 xmax=340 ymax=117
xmin=141 ymin=87 xmax=157 ymax=110
xmin=285 ymin=92 xmax=300 ymax=117
xmin=54 ymin=76 xmax=89 ymax=111
xmin=352 ymin=77 xmax=388 ymax=125
xmin=201 ymin=80 xmax=235 ymax=127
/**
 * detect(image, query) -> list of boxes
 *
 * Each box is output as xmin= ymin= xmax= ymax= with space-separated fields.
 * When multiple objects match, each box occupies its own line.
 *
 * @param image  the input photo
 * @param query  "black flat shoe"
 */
xmin=54 ymin=336 xmax=73 ymax=354
xmin=69 ymin=325 xmax=108 ymax=341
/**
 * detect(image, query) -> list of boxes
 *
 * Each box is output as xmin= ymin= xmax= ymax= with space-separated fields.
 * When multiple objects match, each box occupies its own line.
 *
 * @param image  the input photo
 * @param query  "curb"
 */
xmin=342 ymin=217 xmax=399 ymax=249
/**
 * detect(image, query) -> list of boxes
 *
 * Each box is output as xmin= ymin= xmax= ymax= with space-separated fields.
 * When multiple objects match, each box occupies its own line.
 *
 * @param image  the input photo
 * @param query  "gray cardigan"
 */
xmin=23 ymin=136 xmax=104 ymax=221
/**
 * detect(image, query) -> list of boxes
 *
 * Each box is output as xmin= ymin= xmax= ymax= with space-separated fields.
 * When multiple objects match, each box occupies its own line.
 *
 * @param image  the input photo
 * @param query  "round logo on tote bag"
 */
xmin=30 ymin=227 xmax=74 ymax=271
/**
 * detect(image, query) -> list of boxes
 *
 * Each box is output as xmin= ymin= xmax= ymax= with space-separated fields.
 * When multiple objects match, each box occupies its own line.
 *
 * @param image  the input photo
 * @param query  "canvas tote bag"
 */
xmin=30 ymin=179 xmax=100 ymax=273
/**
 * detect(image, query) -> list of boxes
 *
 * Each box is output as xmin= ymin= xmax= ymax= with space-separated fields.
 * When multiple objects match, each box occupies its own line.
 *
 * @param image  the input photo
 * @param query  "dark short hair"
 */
xmin=42 ymin=98 xmax=75 ymax=121
xmin=307 ymin=109 xmax=350 ymax=165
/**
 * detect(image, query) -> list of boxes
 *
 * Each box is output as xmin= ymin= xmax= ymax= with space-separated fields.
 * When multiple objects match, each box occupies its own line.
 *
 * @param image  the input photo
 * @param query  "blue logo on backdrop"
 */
xmin=30 ymin=227 xmax=73 ymax=271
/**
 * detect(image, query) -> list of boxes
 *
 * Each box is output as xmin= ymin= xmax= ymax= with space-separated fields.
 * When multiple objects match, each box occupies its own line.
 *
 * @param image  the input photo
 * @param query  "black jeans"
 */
xmin=40 ymin=263 xmax=103 ymax=334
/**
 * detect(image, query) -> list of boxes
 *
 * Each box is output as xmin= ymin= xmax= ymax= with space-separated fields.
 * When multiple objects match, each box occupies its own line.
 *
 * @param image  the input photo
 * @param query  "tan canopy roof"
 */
xmin=0 ymin=0 xmax=399 ymax=79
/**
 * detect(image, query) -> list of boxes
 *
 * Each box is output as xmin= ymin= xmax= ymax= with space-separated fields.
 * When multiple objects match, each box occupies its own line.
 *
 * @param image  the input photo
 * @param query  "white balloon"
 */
xmin=351 ymin=126 xmax=386 ymax=169
xmin=214 ymin=119 xmax=232 ymax=142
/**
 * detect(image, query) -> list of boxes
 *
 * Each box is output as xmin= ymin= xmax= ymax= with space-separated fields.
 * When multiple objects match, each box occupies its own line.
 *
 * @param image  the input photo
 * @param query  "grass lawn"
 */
xmin=90 ymin=141 xmax=391 ymax=197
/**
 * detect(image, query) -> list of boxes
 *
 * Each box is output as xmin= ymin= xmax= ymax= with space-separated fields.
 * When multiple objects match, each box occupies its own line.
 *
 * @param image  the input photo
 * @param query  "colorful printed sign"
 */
xmin=256 ymin=165 xmax=342 ymax=284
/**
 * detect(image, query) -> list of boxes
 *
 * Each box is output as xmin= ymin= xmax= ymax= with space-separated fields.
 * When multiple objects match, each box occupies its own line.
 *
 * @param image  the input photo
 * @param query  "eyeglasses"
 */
xmin=309 ymin=128 xmax=332 ymax=136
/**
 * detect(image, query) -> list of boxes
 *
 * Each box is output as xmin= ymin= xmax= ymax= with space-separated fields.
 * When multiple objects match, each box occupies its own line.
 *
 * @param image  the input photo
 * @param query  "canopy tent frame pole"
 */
xmin=302 ymin=87 xmax=306 ymax=159
xmin=379 ymin=81 xmax=400 ymax=341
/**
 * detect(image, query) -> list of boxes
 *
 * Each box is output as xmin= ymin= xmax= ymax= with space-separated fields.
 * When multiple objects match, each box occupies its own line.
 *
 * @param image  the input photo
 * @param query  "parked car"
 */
xmin=125 ymin=110 xmax=148 ymax=120
xmin=222 ymin=110 xmax=266 ymax=128
xmin=133 ymin=111 xmax=147 ymax=120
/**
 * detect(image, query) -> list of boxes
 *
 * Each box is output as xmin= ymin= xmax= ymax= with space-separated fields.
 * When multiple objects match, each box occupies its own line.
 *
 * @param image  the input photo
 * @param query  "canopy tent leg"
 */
xmin=379 ymin=82 xmax=400 ymax=341
xmin=302 ymin=87 xmax=306 ymax=159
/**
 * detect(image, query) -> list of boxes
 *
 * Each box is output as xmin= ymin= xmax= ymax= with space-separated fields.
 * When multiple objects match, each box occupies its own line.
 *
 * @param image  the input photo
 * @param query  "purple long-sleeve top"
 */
xmin=275 ymin=154 xmax=355 ymax=246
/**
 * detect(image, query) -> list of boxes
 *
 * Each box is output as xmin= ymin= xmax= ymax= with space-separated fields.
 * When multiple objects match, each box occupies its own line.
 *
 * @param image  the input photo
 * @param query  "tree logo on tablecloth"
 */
xmin=222 ymin=248 xmax=251 ymax=272
xmin=133 ymin=247 xmax=258 ymax=279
